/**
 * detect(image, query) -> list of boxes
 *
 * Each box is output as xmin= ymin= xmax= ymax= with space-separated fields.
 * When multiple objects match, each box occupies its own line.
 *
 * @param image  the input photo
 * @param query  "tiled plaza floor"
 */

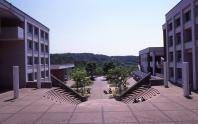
xmin=1 ymin=82 xmax=198 ymax=124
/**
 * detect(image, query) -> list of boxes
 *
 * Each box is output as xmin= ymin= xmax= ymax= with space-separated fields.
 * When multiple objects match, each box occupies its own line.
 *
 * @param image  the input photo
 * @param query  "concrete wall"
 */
xmin=0 ymin=41 xmax=25 ymax=90
xmin=163 ymin=0 xmax=198 ymax=90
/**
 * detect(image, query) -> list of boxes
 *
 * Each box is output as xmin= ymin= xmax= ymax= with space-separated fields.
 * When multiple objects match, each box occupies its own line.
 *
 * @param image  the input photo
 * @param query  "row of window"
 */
xmin=28 ymin=71 xmax=49 ymax=81
xmin=27 ymin=23 xmax=49 ymax=41
xmin=168 ymin=9 xmax=192 ymax=31
xmin=27 ymin=56 xmax=49 ymax=65
xmin=168 ymin=28 xmax=192 ymax=47
xmin=169 ymin=68 xmax=182 ymax=80
xmin=28 ymin=40 xmax=49 ymax=53
xmin=169 ymin=51 xmax=182 ymax=62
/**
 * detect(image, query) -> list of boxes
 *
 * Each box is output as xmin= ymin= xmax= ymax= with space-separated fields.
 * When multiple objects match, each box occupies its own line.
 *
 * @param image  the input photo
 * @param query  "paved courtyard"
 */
xmin=1 ymin=80 xmax=198 ymax=124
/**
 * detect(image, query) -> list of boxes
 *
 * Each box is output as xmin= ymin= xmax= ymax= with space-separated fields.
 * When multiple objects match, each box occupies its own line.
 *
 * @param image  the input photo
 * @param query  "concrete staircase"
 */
xmin=44 ymin=88 xmax=82 ymax=105
xmin=117 ymin=71 xmax=160 ymax=104
xmin=43 ymin=75 xmax=87 ymax=105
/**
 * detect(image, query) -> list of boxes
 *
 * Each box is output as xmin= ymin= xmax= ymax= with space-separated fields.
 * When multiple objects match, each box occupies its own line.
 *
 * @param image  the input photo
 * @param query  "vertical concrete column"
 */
xmin=183 ymin=62 xmax=191 ymax=97
xmin=191 ymin=1 xmax=198 ymax=90
xmin=13 ymin=66 xmax=19 ymax=99
xmin=164 ymin=62 xmax=169 ymax=88
xmin=152 ymin=52 xmax=156 ymax=76
xmin=37 ymin=64 xmax=41 ymax=89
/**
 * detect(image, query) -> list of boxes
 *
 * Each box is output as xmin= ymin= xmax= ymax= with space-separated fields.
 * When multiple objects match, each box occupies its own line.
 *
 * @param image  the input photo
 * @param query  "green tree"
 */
xmin=71 ymin=68 xmax=87 ymax=92
xmin=103 ymin=62 xmax=115 ymax=75
xmin=107 ymin=67 xmax=129 ymax=95
xmin=85 ymin=62 xmax=96 ymax=80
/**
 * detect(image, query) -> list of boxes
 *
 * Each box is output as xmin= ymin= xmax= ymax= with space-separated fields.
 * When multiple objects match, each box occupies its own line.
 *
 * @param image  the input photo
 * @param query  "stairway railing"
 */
xmin=116 ymin=72 xmax=151 ymax=101
xmin=51 ymin=74 xmax=87 ymax=102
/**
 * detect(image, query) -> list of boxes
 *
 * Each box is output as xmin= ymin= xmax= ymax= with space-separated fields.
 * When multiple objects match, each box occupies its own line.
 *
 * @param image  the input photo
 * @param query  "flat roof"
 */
xmin=139 ymin=47 xmax=164 ymax=55
xmin=51 ymin=64 xmax=75 ymax=70
xmin=0 ymin=0 xmax=49 ymax=30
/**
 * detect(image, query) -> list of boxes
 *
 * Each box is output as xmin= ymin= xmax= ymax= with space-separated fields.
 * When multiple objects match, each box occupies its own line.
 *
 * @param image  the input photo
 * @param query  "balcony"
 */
xmin=0 ymin=27 xmax=24 ymax=41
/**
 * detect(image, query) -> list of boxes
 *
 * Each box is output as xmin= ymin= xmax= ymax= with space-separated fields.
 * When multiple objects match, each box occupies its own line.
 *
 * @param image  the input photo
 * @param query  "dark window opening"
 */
xmin=28 ymin=40 xmax=33 ymax=50
xmin=169 ymin=36 xmax=173 ymax=47
xmin=41 ymin=71 xmax=45 ymax=78
xmin=34 ymin=57 xmax=39 ymax=64
xmin=184 ymin=28 xmax=192 ymax=42
xmin=45 ymin=32 xmax=49 ymax=41
xmin=34 ymin=27 xmax=38 ymax=36
xmin=168 ymin=23 xmax=173 ymax=31
xmin=175 ymin=18 xmax=181 ymax=27
xmin=28 ymin=23 xmax=33 ymax=34
xmin=28 ymin=73 xmax=33 ymax=81
xmin=45 ymin=58 xmax=49 ymax=64
xmin=28 ymin=56 xmax=33 ymax=65
xmin=41 ymin=58 xmax=45 ymax=64
xmin=176 ymin=33 xmax=181 ymax=45
xmin=176 ymin=51 xmax=182 ymax=62
xmin=41 ymin=44 xmax=45 ymax=52
xmin=34 ymin=42 xmax=39 ymax=51
xmin=184 ymin=10 xmax=191 ymax=22
xmin=177 ymin=68 xmax=182 ymax=79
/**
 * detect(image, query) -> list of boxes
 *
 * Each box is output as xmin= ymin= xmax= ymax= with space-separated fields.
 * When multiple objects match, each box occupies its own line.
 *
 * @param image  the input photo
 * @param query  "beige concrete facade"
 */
xmin=0 ymin=0 xmax=51 ymax=89
xmin=163 ymin=0 xmax=198 ymax=90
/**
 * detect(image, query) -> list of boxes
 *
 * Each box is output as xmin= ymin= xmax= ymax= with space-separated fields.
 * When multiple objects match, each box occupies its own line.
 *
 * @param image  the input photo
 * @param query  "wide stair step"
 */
xmin=43 ymin=88 xmax=82 ymax=105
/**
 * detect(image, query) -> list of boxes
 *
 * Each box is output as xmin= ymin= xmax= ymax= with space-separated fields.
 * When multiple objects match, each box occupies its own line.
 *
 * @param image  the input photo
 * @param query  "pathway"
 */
xmin=88 ymin=76 xmax=109 ymax=100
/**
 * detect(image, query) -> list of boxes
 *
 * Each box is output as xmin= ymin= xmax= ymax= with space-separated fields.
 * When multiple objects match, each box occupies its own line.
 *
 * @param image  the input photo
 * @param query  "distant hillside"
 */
xmin=50 ymin=53 xmax=138 ymax=67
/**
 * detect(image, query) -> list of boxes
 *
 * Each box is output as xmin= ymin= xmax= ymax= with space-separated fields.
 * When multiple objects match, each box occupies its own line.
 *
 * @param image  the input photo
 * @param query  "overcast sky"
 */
xmin=9 ymin=0 xmax=180 ymax=56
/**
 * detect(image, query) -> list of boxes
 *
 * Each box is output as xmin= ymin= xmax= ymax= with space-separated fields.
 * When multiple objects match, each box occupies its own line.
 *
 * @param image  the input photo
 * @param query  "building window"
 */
xmin=45 ymin=58 xmax=49 ymax=64
xmin=41 ymin=71 xmax=45 ymax=78
xmin=176 ymin=50 xmax=182 ymax=62
xmin=177 ymin=68 xmax=182 ymax=79
xmin=169 ymin=52 xmax=173 ymax=62
xmin=45 ymin=45 xmax=49 ymax=52
xmin=28 ymin=56 xmax=33 ymax=65
xmin=168 ymin=36 xmax=173 ymax=47
xmin=46 ymin=71 xmax=49 ymax=77
xmin=41 ymin=44 xmax=45 ymax=52
xmin=41 ymin=30 xmax=44 ymax=40
xmin=169 ymin=68 xmax=174 ymax=78
xmin=34 ymin=42 xmax=39 ymax=51
xmin=45 ymin=32 xmax=49 ymax=41
xmin=34 ymin=57 xmax=39 ymax=64
xmin=184 ymin=28 xmax=192 ymax=42
xmin=175 ymin=18 xmax=181 ymax=27
xmin=28 ymin=73 xmax=33 ymax=81
xmin=184 ymin=10 xmax=191 ymax=22
xmin=28 ymin=40 xmax=33 ymax=50
xmin=168 ymin=23 xmax=173 ymax=31
xmin=41 ymin=58 xmax=45 ymax=64
xmin=34 ymin=27 xmax=38 ymax=36
xmin=28 ymin=23 xmax=33 ymax=34
xmin=176 ymin=33 xmax=181 ymax=45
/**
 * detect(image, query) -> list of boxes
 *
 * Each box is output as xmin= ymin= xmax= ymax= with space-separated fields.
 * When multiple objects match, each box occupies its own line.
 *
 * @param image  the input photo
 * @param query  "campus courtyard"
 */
xmin=0 ymin=77 xmax=198 ymax=124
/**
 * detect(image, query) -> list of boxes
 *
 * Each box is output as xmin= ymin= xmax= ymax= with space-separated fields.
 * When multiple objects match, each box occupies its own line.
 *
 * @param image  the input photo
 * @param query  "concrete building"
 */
xmin=51 ymin=64 xmax=74 ymax=83
xmin=0 ymin=0 xmax=51 ymax=90
xmin=163 ymin=0 xmax=198 ymax=90
xmin=139 ymin=47 xmax=164 ymax=77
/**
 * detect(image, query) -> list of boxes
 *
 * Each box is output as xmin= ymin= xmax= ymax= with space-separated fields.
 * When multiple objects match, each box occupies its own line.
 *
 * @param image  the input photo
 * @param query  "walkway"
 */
xmin=1 ymin=84 xmax=198 ymax=123
xmin=89 ymin=76 xmax=109 ymax=100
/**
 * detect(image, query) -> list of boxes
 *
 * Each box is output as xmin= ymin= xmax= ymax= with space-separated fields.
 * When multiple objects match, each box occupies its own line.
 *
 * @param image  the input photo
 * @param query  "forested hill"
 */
xmin=50 ymin=53 xmax=138 ymax=66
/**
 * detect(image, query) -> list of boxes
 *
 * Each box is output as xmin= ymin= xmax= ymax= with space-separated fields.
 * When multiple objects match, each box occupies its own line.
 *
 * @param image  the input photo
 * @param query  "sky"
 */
xmin=9 ymin=0 xmax=180 ymax=56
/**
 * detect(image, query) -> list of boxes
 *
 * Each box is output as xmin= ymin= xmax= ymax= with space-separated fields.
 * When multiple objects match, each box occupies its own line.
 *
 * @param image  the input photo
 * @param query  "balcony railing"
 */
xmin=0 ymin=27 xmax=24 ymax=40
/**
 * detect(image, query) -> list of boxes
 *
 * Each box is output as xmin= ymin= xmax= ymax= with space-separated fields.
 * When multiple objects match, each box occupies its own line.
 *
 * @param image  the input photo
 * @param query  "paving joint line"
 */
xmin=127 ymin=104 xmax=141 ymax=124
